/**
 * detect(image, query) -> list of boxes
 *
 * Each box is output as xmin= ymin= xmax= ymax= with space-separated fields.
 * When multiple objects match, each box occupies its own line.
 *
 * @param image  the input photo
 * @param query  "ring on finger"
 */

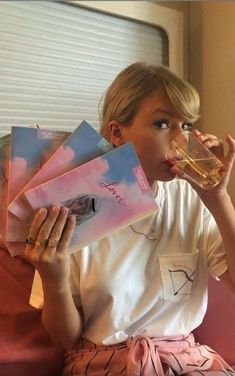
xmin=26 ymin=236 xmax=35 ymax=245
xmin=47 ymin=238 xmax=59 ymax=248
xmin=34 ymin=240 xmax=42 ymax=247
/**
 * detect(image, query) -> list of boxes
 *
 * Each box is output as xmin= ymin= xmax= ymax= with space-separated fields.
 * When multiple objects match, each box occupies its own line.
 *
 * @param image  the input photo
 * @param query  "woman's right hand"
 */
xmin=24 ymin=206 xmax=76 ymax=291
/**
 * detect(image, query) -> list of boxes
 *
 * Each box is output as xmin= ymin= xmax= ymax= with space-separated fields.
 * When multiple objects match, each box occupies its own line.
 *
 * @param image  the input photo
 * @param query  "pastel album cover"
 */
xmin=20 ymin=143 xmax=157 ymax=253
xmin=8 ymin=120 xmax=112 ymax=221
xmin=0 ymin=126 xmax=40 ymax=251
xmin=5 ymin=209 xmax=30 ymax=252
xmin=8 ymin=126 xmax=70 ymax=204
xmin=5 ymin=126 xmax=70 ymax=247
xmin=5 ymin=212 xmax=29 ymax=256
xmin=4 ymin=242 xmax=26 ymax=257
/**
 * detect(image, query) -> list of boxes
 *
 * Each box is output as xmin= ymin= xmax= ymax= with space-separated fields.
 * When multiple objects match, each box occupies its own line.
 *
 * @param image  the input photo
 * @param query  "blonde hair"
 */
xmin=99 ymin=62 xmax=200 ymax=140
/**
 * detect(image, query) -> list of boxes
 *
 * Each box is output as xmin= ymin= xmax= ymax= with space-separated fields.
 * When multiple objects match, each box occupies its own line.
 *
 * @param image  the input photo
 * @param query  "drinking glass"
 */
xmin=165 ymin=131 xmax=223 ymax=189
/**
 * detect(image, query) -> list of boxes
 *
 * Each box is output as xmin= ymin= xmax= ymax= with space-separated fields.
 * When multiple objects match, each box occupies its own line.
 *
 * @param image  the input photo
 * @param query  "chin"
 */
xmin=158 ymin=163 xmax=177 ymax=181
xmin=149 ymin=173 xmax=175 ymax=185
xmin=155 ymin=167 xmax=176 ymax=181
xmin=145 ymin=164 xmax=176 ymax=185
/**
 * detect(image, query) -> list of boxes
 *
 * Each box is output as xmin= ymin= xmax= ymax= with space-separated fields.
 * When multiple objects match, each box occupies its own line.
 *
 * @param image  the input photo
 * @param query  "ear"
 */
xmin=108 ymin=121 xmax=126 ymax=148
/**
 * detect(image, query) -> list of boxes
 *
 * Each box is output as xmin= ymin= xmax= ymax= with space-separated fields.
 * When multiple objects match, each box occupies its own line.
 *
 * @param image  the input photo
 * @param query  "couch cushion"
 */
xmin=194 ymin=275 xmax=235 ymax=366
xmin=0 ymin=248 xmax=64 ymax=376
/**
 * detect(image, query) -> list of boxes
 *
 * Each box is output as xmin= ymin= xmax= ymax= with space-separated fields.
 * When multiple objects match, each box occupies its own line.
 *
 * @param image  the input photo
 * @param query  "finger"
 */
xmin=226 ymin=134 xmax=235 ymax=153
xmin=193 ymin=128 xmax=201 ymax=137
xmin=193 ymin=129 xmax=219 ymax=145
xmin=38 ymin=206 xmax=60 ymax=242
xmin=199 ymin=135 xmax=221 ymax=148
xmin=193 ymin=128 xmax=212 ymax=141
xmin=46 ymin=206 xmax=69 ymax=251
xmin=192 ymin=129 xmax=224 ymax=157
xmin=24 ymin=208 xmax=48 ymax=257
xmin=28 ymin=208 xmax=48 ymax=240
xmin=224 ymin=134 xmax=235 ymax=167
xmin=34 ymin=206 xmax=60 ymax=258
xmin=57 ymin=215 xmax=76 ymax=254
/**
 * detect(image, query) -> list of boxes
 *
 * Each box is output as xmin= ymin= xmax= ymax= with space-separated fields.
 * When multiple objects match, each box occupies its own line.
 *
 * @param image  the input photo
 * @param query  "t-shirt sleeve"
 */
xmin=203 ymin=207 xmax=228 ymax=279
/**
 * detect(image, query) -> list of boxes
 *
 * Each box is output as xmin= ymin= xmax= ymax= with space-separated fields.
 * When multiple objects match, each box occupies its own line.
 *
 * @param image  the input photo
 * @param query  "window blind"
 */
xmin=0 ymin=0 xmax=169 ymax=137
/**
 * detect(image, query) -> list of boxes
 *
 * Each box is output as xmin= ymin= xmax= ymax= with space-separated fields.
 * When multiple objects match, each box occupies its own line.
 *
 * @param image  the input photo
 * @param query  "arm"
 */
xmin=24 ymin=206 xmax=83 ymax=349
xmin=205 ymin=191 xmax=235 ymax=288
xmin=171 ymin=131 xmax=235 ymax=288
xmin=196 ymin=133 xmax=235 ymax=288
xmin=41 ymin=279 xmax=83 ymax=349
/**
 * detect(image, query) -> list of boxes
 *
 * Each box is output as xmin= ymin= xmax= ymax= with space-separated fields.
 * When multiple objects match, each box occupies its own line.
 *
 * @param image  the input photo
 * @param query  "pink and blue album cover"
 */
xmin=0 ymin=124 xmax=39 ymax=242
xmin=8 ymin=126 xmax=70 ymax=204
xmin=4 ymin=126 xmax=70 ymax=254
xmin=0 ymin=135 xmax=25 ymax=255
xmin=8 ymin=121 xmax=112 ymax=222
xmin=20 ymin=143 xmax=157 ymax=253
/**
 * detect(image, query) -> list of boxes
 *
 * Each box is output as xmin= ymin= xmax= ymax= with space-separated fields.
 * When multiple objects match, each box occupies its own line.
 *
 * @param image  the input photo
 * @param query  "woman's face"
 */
xmin=110 ymin=90 xmax=193 ymax=187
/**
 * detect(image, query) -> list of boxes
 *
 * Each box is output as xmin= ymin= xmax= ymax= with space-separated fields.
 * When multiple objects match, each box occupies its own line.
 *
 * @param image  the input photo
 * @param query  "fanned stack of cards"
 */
xmin=0 ymin=121 xmax=157 ymax=256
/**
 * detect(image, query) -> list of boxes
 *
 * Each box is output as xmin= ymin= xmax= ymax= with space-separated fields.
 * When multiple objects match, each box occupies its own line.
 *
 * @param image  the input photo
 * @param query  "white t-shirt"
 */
xmin=30 ymin=180 xmax=227 ymax=345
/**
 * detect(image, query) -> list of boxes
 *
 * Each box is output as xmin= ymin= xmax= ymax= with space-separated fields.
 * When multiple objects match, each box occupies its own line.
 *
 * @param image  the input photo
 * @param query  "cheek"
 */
xmin=135 ymin=143 xmax=162 ymax=169
xmin=133 ymin=143 xmax=152 ymax=162
xmin=129 ymin=134 xmax=166 ymax=166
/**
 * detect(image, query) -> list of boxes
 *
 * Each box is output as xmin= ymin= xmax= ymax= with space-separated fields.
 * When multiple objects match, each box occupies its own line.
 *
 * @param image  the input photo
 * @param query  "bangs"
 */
xmin=164 ymin=80 xmax=200 ymax=124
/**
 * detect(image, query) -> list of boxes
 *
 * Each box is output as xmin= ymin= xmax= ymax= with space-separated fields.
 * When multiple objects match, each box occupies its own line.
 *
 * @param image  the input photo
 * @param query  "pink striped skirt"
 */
xmin=63 ymin=333 xmax=235 ymax=375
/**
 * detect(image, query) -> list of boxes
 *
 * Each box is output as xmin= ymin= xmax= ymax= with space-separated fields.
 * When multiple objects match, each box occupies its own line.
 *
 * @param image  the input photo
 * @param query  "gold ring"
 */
xmin=34 ymin=240 xmax=41 ymax=247
xmin=26 ymin=236 xmax=35 ymax=245
xmin=47 ymin=238 xmax=59 ymax=248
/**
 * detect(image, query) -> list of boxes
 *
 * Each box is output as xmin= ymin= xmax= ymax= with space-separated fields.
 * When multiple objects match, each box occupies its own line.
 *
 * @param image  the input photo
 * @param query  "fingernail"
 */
xmin=69 ymin=215 xmax=76 ymax=223
xmin=52 ymin=206 xmax=60 ymax=213
xmin=62 ymin=206 xmax=68 ymax=214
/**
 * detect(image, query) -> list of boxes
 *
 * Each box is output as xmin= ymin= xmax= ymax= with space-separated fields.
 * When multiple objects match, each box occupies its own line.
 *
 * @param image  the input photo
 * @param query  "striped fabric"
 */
xmin=63 ymin=334 xmax=235 ymax=375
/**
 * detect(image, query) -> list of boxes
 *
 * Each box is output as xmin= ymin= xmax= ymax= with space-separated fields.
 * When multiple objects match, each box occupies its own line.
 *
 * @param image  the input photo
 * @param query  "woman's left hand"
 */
xmin=193 ymin=129 xmax=225 ymax=159
xmin=170 ymin=129 xmax=235 ymax=203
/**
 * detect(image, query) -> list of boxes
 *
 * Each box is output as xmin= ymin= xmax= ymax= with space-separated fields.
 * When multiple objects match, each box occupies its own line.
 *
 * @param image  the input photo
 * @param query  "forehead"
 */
xmin=139 ymin=90 xmax=176 ymax=115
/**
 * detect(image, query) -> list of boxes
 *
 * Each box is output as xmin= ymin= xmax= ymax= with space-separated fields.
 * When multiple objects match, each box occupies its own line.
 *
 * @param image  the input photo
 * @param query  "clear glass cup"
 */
xmin=165 ymin=131 xmax=223 ymax=189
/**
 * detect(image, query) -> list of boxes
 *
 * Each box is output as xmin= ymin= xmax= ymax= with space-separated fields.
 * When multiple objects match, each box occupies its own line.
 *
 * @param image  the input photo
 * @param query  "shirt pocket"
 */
xmin=158 ymin=251 xmax=199 ymax=302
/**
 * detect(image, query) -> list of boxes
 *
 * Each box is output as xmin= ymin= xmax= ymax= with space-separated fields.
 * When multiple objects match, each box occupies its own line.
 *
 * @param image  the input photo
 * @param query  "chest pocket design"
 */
xmin=159 ymin=251 xmax=199 ymax=302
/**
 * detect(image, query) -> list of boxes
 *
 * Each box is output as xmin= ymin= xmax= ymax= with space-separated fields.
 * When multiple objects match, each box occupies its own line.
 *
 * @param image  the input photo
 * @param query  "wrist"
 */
xmin=204 ymin=191 xmax=232 ymax=214
xmin=42 ymin=280 xmax=71 ymax=296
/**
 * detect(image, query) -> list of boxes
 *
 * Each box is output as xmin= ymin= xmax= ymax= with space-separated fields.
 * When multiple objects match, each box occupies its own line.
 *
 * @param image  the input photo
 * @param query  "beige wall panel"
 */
xmin=156 ymin=1 xmax=189 ymax=77
xmin=189 ymin=2 xmax=235 ymax=202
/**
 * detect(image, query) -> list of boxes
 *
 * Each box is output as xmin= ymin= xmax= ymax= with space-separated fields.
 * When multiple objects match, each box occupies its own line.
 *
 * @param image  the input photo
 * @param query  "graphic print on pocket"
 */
xmin=159 ymin=251 xmax=199 ymax=301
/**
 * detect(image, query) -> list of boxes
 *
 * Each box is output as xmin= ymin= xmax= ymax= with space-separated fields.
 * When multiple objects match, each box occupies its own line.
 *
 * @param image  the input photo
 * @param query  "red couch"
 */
xmin=0 ymin=248 xmax=64 ymax=376
xmin=194 ymin=274 xmax=235 ymax=367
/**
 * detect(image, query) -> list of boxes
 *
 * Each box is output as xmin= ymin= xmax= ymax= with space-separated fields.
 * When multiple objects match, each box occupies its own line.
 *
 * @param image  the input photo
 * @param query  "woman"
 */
xmin=25 ymin=63 xmax=235 ymax=375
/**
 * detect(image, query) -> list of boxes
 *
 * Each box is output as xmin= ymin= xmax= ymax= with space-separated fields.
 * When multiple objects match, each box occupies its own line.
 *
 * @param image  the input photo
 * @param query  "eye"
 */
xmin=153 ymin=119 xmax=169 ymax=129
xmin=182 ymin=123 xmax=193 ymax=131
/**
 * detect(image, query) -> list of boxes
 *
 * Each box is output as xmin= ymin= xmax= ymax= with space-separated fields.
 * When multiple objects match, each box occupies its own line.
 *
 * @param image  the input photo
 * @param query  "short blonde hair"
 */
xmin=100 ymin=62 xmax=200 ymax=140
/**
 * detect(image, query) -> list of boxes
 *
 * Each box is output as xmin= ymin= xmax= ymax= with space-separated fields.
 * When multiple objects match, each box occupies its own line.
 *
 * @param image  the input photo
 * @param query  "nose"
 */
xmin=170 ymin=125 xmax=185 ymax=142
